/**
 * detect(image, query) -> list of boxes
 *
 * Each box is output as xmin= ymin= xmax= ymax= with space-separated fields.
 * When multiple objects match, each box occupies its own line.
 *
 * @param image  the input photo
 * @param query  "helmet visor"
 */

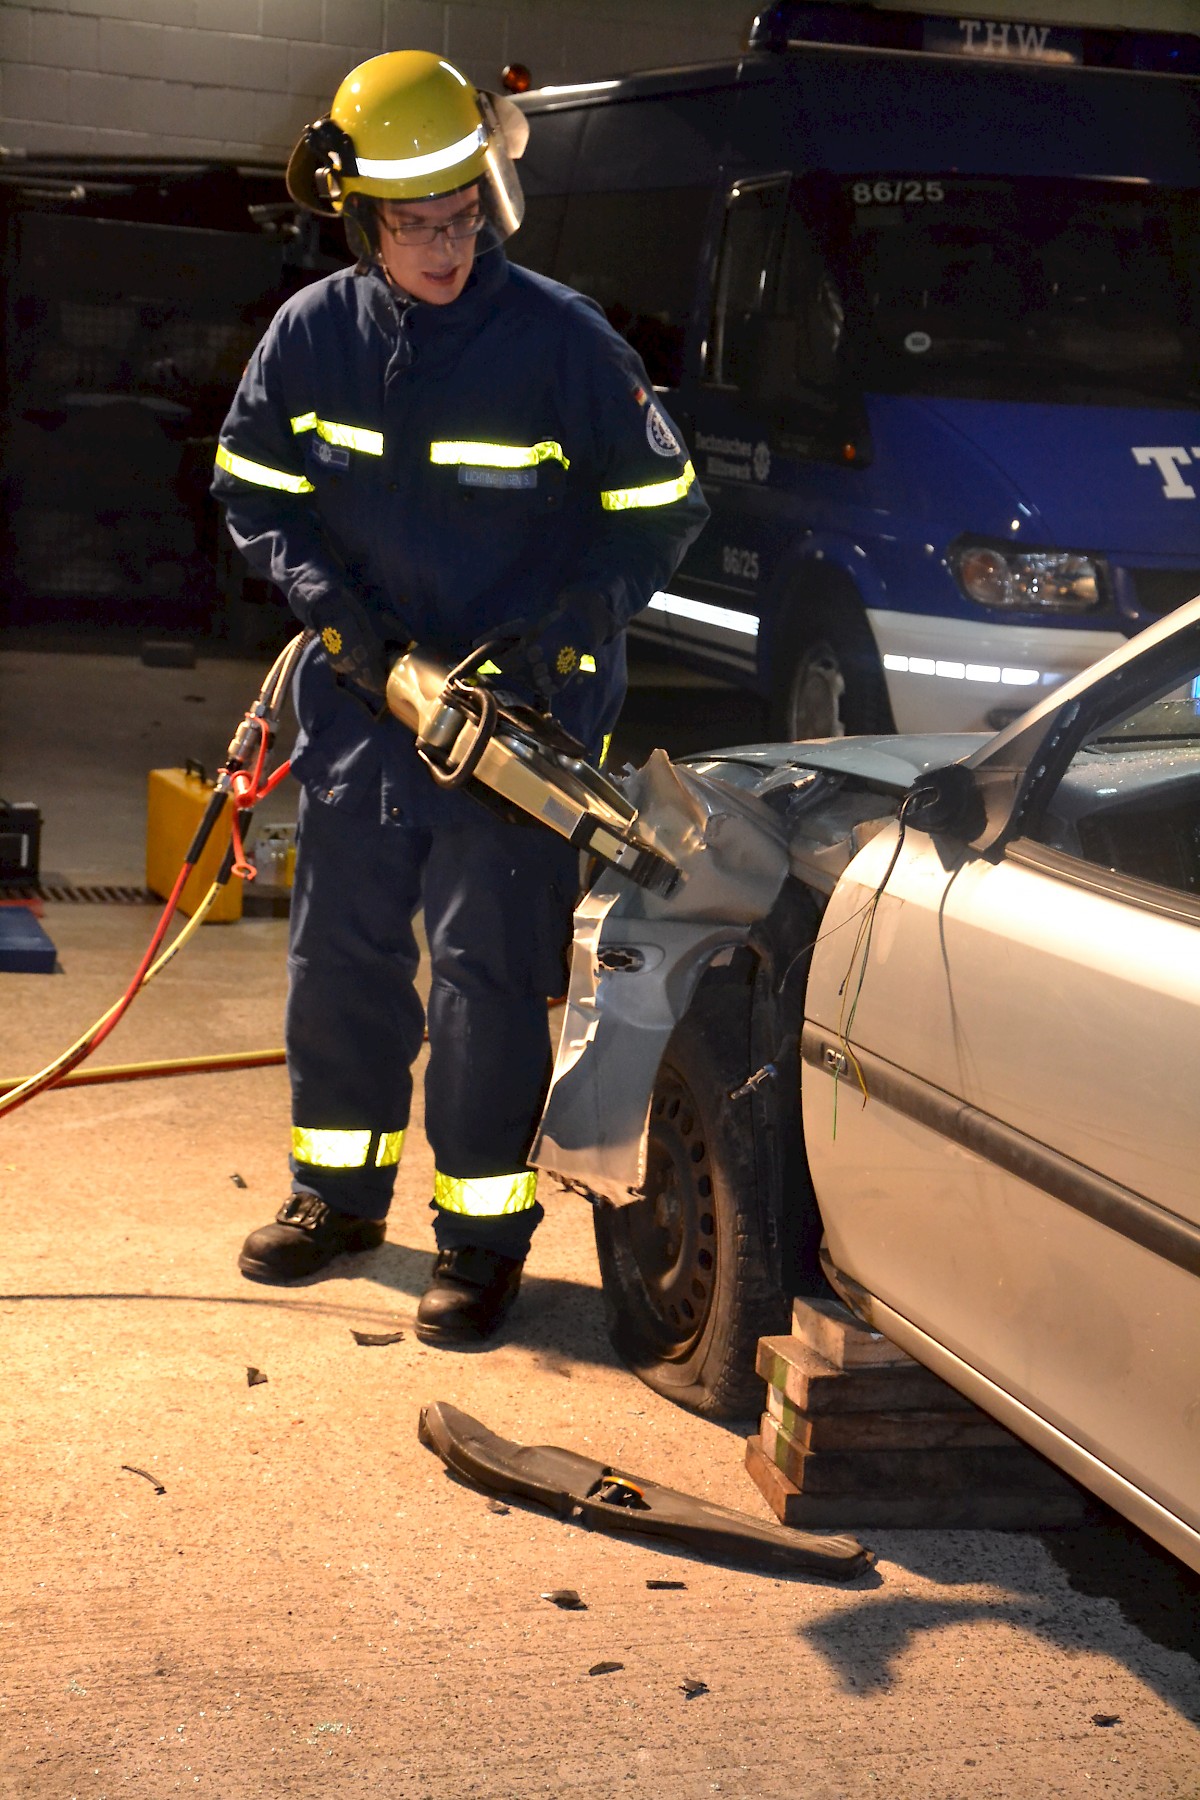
xmin=475 ymin=91 xmax=526 ymax=241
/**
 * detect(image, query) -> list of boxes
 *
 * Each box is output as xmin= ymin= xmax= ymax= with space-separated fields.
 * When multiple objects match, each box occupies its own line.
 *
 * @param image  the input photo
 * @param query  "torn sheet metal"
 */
xmin=419 ymin=1399 xmax=873 ymax=1580
xmin=530 ymin=752 xmax=790 ymax=1204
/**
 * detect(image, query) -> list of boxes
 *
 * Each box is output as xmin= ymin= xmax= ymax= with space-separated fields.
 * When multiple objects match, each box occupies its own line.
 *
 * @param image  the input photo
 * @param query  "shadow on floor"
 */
xmin=795 ymin=1511 xmax=1200 ymax=1720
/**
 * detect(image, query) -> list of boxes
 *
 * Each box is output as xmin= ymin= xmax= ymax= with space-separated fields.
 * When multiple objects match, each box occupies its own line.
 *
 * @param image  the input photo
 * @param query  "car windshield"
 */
xmin=1090 ymin=674 xmax=1200 ymax=744
xmin=818 ymin=174 xmax=1200 ymax=406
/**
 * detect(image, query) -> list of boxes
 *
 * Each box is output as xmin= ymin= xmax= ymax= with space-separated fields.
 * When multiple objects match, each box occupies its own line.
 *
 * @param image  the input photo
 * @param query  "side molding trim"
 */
xmin=801 ymin=1026 xmax=1200 ymax=1278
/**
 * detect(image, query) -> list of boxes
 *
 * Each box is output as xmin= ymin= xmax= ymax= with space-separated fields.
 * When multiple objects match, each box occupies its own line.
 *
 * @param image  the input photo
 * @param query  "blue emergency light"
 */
xmin=748 ymin=3 xmax=1200 ymax=75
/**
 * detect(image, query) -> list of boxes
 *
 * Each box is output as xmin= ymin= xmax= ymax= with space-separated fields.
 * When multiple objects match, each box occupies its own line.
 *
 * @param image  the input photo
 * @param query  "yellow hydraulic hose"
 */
xmin=0 ymin=1047 xmax=286 ymax=1097
xmin=0 ymin=874 xmax=227 ymax=1115
xmin=0 ymin=999 xmax=567 ymax=1100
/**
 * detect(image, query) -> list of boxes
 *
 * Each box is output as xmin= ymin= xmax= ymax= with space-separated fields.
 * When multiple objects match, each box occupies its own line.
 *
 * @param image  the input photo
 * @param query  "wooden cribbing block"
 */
xmin=763 ymin=1382 xmax=1018 ymax=1451
xmin=790 ymin=1294 xmax=913 ymax=1368
xmin=745 ymin=1435 xmax=1095 ymax=1530
xmin=756 ymin=1334 xmax=977 ymax=1415
xmin=758 ymin=1408 xmax=1084 ymax=1497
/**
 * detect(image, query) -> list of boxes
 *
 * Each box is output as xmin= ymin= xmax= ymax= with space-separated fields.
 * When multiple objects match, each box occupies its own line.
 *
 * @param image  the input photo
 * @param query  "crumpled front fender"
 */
xmin=530 ymin=750 xmax=790 ymax=1204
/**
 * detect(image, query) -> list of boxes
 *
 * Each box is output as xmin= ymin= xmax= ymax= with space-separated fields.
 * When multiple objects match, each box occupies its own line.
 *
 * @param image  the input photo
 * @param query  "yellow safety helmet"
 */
xmin=287 ymin=50 xmax=528 ymax=245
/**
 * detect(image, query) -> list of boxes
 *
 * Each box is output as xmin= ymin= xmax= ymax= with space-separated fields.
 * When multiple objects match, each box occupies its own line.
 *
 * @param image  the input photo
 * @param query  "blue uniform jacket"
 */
xmin=211 ymin=240 xmax=708 ymax=827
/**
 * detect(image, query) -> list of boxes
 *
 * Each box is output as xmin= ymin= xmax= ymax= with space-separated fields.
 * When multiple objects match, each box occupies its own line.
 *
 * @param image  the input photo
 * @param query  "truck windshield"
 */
xmin=820 ymin=174 xmax=1200 ymax=406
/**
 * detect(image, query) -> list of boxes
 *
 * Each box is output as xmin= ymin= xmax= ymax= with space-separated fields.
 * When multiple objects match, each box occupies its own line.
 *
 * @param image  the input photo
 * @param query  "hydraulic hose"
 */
xmin=0 ymin=1003 xmax=568 ymax=1100
xmin=0 ymin=632 xmax=310 ymax=1123
xmin=1 ymin=629 xmax=577 ymax=1117
xmin=0 ymin=1048 xmax=286 ymax=1097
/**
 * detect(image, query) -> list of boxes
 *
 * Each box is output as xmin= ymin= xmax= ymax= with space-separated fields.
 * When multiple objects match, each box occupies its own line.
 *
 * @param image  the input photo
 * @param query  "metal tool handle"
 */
xmin=419 ymin=683 xmax=498 ymax=788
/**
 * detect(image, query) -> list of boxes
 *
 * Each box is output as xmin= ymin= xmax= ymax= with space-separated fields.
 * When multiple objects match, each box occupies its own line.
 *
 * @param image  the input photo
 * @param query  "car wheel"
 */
xmin=592 ymin=980 xmax=789 ymax=1418
xmin=769 ymin=601 xmax=893 ymax=742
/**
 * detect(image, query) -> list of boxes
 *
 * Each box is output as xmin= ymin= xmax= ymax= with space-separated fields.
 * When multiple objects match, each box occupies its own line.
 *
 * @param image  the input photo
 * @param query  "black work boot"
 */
xmin=238 ymin=1192 xmax=386 ymax=1284
xmin=415 ymin=1245 xmax=525 ymax=1345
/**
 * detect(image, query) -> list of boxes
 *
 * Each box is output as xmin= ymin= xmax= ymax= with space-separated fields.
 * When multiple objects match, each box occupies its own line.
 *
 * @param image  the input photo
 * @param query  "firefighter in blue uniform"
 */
xmin=212 ymin=50 xmax=707 ymax=1343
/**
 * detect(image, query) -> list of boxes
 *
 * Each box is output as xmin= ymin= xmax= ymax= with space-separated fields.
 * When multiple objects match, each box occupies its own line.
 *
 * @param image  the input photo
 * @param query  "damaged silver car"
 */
xmin=533 ymin=596 xmax=1200 ymax=1575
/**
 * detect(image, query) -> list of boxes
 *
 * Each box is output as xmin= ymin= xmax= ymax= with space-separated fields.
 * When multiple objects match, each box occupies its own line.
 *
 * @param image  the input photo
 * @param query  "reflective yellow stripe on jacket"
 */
xmin=292 ymin=1127 xmax=405 ymax=1168
xmin=429 ymin=440 xmax=570 ymax=471
xmin=601 ymin=459 xmax=697 ymax=512
xmin=291 ymin=414 xmax=384 ymax=456
xmin=215 ymin=443 xmax=313 ymax=494
xmin=434 ymin=1169 xmax=539 ymax=1216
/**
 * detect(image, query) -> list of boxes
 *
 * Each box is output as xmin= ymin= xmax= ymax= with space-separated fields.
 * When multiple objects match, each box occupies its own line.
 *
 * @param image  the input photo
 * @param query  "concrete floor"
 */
xmin=1 ymin=635 xmax=1198 ymax=1798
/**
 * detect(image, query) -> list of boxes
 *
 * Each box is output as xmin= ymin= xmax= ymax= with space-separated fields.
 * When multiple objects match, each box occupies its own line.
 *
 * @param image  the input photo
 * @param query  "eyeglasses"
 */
xmin=376 ymin=209 xmax=486 ymax=246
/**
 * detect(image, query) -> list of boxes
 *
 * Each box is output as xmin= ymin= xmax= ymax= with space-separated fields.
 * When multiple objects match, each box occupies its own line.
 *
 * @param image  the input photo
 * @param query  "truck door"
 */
xmin=676 ymin=174 xmax=870 ymax=732
xmin=671 ymin=176 xmax=792 ymax=686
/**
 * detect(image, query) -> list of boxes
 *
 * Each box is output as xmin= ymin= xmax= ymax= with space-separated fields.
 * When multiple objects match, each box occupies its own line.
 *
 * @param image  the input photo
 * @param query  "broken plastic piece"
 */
xmin=418 ymin=1400 xmax=873 ymax=1579
xmin=350 ymin=1329 xmax=404 ymax=1346
xmin=589 ymin=1661 xmax=624 ymax=1676
xmin=247 ymin=1366 xmax=268 ymax=1387
xmin=680 ymin=1678 xmax=708 ymax=1698
xmin=541 ymin=1588 xmax=587 ymax=1610
xmin=121 ymin=1464 xmax=165 ymax=1494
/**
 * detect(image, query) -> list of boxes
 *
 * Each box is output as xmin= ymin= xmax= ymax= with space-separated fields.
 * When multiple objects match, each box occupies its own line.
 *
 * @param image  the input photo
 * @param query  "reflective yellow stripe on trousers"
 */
xmin=434 ymin=1169 xmax=539 ymax=1216
xmin=293 ymin=1127 xmax=405 ymax=1168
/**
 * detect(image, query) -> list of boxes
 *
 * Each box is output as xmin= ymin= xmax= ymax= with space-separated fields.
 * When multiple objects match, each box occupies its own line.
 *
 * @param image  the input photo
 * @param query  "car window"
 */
xmin=706 ymin=176 xmax=849 ymax=411
xmin=705 ymin=177 xmax=789 ymax=388
xmin=1029 ymin=667 xmax=1200 ymax=895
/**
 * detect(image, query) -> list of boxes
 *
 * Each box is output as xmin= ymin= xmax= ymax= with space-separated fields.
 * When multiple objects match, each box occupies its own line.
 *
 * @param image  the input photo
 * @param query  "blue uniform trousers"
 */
xmin=285 ymin=785 xmax=578 ymax=1257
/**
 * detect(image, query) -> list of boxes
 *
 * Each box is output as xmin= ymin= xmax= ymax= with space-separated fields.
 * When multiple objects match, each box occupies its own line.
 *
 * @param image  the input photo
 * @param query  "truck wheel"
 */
xmin=592 ymin=984 xmax=788 ymax=1418
xmin=769 ymin=601 xmax=892 ymax=741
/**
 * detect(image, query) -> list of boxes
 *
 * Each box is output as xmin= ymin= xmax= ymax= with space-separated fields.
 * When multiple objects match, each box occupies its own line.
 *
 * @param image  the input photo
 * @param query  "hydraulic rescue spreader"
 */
xmin=0 ymin=634 xmax=679 ymax=1118
xmin=386 ymin=637 xmax=678 ymax=897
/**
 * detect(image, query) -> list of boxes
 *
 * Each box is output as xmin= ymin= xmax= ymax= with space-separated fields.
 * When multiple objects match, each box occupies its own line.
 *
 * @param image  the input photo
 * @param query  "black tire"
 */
xmin=593 ymin=970 xmax=789 ymax=1418
xmin=768 ymin=595 xmax=893 ymax=742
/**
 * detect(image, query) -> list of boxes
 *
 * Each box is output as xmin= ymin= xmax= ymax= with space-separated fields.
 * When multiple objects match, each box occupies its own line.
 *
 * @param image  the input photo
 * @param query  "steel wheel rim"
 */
xmin=627 ymin=1067 xmax=718 ymax=1357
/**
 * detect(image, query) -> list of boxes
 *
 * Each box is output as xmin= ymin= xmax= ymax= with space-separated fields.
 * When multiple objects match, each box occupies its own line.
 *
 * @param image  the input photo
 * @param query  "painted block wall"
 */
xmin=0 ymin=0 xmax=753 ymax=160
xmin=0 ymin=0 xmax=1192 ymax=163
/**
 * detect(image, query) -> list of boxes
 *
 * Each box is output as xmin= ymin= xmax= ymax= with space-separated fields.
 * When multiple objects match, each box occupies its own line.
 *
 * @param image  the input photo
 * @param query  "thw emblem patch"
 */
xmin=646 ymin=404 xmax=681 ymax=458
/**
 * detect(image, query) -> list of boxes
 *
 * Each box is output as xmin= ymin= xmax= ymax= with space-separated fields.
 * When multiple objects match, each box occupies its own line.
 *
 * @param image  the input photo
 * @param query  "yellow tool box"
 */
xmin=146 ymin=765 xmax=242 ymax=922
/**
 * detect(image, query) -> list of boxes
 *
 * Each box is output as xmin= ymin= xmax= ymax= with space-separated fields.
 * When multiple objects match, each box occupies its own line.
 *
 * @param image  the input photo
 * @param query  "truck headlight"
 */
xmin=952 ymin=543 xmax=1104 ymax=612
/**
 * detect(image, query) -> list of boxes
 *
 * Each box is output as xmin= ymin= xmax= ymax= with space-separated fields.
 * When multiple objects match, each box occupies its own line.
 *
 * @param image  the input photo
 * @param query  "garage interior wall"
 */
xmin=1 ymin=0 xmax=1194 ymax=162
xmin=0 ymin=0 xmax=752 ymax=159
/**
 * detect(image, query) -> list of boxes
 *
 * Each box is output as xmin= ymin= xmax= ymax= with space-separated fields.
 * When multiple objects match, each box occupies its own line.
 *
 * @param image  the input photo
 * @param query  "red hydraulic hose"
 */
xmin=0 ymin=634 xmax=309 ymax=1124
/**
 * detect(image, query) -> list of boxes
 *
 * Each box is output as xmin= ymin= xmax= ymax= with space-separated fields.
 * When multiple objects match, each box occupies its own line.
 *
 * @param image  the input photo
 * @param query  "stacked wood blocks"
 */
xmin=745 ymin=1295 xmax=1094 ymax=1529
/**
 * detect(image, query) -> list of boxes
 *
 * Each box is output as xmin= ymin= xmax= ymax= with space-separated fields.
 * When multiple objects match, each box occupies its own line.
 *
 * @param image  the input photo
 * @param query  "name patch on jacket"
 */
xmin=458 ymin=466 xmax=538 ymax=490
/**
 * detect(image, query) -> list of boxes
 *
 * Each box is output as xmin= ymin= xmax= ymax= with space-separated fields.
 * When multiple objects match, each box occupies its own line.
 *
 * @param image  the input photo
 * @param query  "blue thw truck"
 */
xmin=513 ymin=2 xmax=1200 ymax=736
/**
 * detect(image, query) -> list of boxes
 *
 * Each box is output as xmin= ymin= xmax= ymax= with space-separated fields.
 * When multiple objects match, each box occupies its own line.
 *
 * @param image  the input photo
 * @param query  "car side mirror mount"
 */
xmin=903 ymin=763 xmax=986 ymax=841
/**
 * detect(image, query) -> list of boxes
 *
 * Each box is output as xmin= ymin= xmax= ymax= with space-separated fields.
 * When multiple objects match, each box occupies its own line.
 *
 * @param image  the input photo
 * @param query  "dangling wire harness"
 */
xmin=0 ymin=631 xmax=311 ymax=1122
xmin=727 ymin=792 xmax=917 ymax=1137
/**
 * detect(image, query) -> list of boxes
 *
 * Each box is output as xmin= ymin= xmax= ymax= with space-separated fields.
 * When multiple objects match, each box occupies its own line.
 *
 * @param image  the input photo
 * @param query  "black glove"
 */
xmin=307 ymin=590 xmax=409 ymax=706
xmin=484 ymin=589 xmax=611 ymax=708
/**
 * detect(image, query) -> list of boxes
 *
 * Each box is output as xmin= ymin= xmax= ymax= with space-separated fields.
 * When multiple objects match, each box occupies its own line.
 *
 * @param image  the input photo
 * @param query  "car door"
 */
xmin=802 ymin=610 xmax=1200 ymax=1544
